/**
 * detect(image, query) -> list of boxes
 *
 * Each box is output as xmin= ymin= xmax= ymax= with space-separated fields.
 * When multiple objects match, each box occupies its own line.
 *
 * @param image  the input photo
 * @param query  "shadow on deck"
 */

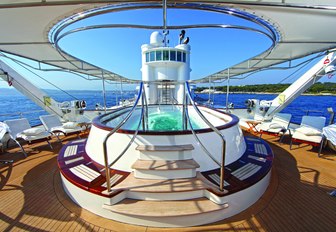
xmin=0 ymin=133 xmax=335 ymax=231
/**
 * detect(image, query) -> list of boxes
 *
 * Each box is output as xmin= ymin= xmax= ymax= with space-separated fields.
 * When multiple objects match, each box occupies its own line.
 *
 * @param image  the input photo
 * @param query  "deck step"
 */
xmin=132 ymin=159 xmax=199 ymax=179
xmin=111 ymin=172 xmax=217 ymax=200
xmin=132 ymin=159 xmax=199 ymax=170
xmin=136 ymin=144 xmax=194 ymax=151
xmin=113 ymin=173 xmax=208 ymax=192
xmin=137 ymin=144 xmax=194 ymax=161
xmin=103 ymin=198 xmax=228 ymax=217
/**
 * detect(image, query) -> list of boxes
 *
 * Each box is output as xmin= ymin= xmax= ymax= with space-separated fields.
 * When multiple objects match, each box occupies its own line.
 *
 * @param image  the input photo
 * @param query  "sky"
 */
xmin=0 ymin=7 xmax=335 ymax=91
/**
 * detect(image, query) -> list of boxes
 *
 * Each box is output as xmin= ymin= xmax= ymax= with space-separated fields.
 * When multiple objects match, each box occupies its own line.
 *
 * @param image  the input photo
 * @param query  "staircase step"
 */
xmin=137 ymin=144 xmax=194 ymax=161
xmin=132 ymin=159 xmax=200 ymax=179
xmin=103 ymin=198 xmax=228 ymax=217
xmin=112 ymin=173 xmax=210 ymax=200
xmin=112 ymin=172 xmax=209 ymax=192
xmin=136 ymin=144 xmax=194 ymax=152
xmin=132 ymin=159 xmax=199 ymax=170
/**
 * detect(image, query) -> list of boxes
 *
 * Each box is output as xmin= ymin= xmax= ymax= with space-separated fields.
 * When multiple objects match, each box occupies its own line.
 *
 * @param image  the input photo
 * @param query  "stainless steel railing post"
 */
xmin=220 ymin=139 xmax=226 ymax=192
xmin=185 ymin=81 xmax=227 ymax=192
xmin=103 ymin=82 xmax=144 ymax=193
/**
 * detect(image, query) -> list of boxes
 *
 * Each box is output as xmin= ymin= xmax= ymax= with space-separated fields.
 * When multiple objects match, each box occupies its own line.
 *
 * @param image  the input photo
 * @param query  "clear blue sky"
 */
xmin=0 ymin=8 xmax=335 ymax=90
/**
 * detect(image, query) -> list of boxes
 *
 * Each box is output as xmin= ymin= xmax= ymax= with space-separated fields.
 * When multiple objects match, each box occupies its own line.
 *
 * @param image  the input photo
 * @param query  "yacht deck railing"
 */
xmin=102 ymin=82 xmax=147 ymax=193
xmin=185 ymin=81 xmax=227 ymax=192
xmin=101 ymin=80 xmax=227 ymax=193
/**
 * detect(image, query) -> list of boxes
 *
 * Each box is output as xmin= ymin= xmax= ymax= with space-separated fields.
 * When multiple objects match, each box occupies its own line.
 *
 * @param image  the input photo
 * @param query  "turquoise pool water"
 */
xmin=148 ymin=111 xmax=184 ymax=131
xmin=111 ymin=107 xmax=207 ymax=131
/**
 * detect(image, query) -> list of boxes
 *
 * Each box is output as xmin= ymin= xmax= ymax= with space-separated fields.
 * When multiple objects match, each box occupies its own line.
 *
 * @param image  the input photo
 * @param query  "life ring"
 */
xmin=324 ymin=58 xmax=330 ymax=65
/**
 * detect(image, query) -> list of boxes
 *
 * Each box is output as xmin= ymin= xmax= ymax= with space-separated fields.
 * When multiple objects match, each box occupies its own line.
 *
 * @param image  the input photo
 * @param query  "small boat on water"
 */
xmin=0 ymin=0 xmax=336 ymax=230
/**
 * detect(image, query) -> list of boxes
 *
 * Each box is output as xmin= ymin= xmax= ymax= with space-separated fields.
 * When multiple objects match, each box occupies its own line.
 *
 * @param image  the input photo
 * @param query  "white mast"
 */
xmin=0 ymin=58 xmax=86 ymax=121
xmin=265 ymin=51 xmax=336 ymax=118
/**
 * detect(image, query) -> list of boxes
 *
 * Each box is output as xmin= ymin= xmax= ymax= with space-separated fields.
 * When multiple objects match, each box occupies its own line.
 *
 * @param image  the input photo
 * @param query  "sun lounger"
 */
xmin=4 ymin=118 xmax=52 ymax=157
xmin=290 ymin=116 xmax=326 ymax=156
xmin=255 ymin=113 xmax=292 ymax=142
xmin=242 ymin=112 xmax=265 ymax=133
xmin=39 ymin=114 xmax=84 ymax=141
xmin=0 ymin=122 xmax=12 ymax=163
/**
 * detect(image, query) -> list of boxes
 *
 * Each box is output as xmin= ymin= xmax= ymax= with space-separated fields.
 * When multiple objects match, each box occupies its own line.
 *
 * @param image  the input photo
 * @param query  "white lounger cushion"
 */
xmin=292 ymin=116 xmax=326 ymax=144
xmin=256 ymin=113 xmax=292 ymax=133
xmin=22 ymin=127 xmax=46 ymax=136
xmin=50 ymin=125 xmax=82 ymax=134
xmin=4 ymin=118 xmax=51 ymax=143
xmin=295 ymin=127 xmax=321 ymax=136
xmin=292 ymin=131 xmax=323 ymax=144
xmin=18 ymin=131 xmax=51 ymax=142
xmin=63 ymin=122 xmax=79 ymax=129
xmin=40 ymin=114 xmax=83 ymax=135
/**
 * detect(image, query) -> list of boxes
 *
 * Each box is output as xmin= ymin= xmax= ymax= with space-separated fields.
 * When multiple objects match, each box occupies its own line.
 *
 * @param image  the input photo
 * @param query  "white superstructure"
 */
xmin=141 ymin=31 xmax=191 ymax=104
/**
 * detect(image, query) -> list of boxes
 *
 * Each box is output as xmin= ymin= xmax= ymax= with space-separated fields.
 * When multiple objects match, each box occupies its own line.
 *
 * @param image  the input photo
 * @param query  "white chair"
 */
xmin=0 ymin=122 xmax=13 ymax=163
xmin=4 ymin=118 xmax=52 ymax=157
xmin=290 ymin=116 xmax=326 ymax=156
xmin=242 ymin=112 xmax=265 ymax=133
xmin=256 ymin=113 xmax=292 ymax=142
xmin=39 ymin=114 xmax=84 ymax=141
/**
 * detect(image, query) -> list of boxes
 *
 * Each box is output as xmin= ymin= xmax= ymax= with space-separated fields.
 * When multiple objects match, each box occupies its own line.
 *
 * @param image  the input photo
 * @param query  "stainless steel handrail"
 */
xmin=102 ymin=82 xmax=145 ymax=193
xmin=185 ymin=81 xmax=226 ymax=192
xmin=108 ymin=104 xmax=145 ymax=169
xmin=185 ymin=107 xmax=221 ymax=167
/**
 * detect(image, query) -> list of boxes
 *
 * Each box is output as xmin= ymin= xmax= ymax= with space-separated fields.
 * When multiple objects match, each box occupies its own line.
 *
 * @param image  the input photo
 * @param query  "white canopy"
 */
xmin=1 ymin=1 xmax=336 ymax=83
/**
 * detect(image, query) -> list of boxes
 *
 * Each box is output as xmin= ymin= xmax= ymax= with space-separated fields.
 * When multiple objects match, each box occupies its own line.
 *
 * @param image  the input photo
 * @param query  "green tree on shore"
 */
xmin=195 ymin=82 xmax=336 ymax=94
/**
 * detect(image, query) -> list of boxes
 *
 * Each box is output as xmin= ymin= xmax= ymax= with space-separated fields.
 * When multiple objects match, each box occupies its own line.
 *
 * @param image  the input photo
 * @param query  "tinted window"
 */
xmin=156 ymin=51 xmax=162 ymax=60
xmin=170 ymin=51 xmax=176 ymax=61
xmin=177 ymin=51 xmax=182 ymax=61
xmin=163 ymin=50 xmax=169 ymax=60
xmin=150 ymin=51 xmax=155 ymax=61
xmin=146 ymin=52 xmax=150 ymax=62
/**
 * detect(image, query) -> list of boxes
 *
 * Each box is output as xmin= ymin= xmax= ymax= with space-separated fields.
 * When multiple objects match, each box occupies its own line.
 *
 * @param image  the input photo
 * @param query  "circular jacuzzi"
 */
xmin=61 ymin=104 xmax=273 ymax=227
xmin=86 ymin=104 xmax=246 ymax=172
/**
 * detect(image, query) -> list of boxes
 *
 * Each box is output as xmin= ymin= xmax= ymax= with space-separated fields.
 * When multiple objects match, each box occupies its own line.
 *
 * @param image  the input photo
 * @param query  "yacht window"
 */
xmin=163 ymin=50 xmax=169 ymax=60
xmin=150 ymin=51 xmax=155 ymax=61
xmin=170 ymin=51 xmax=176 ymax=61
xmin=182 ymin=52 xmax=186 ymax=62
xmin=156 ymin=51 xmax=162 ymax=61
xmin=177 ymin=51 xmax=182 ymax=62
xmin=146 ymin=52 xmax=150 ymax=62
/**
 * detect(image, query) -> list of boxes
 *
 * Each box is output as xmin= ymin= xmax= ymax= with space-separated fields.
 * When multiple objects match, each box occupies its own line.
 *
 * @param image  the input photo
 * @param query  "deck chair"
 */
xmin=290 ymin=116 xmax=326 ymax=156
xmin=255 ymin=113 xmax=292 ymax=142
xmin=4 ymin=118 xmax=52 ymax=157
xmin=0 ymin=122 xmax=13 ymax=163
xmin=243 ymin=112 xmax=265 ymax=133
xmin=39 ymin=114 xmax=84 ymax=141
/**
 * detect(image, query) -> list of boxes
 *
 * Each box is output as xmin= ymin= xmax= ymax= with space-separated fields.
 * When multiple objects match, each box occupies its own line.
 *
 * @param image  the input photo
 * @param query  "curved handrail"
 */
xmin=185 ymin=107 xmax=221 ymax=166
xmin=102 ymin=82 xmax=144 ymax=193
xmin=186 ymin=82 xmax=225 ymax=138
xmin=185 ymin=81 xmax=226 ymax=192
xmin=108 ymin=104 xmax=145 ymax=169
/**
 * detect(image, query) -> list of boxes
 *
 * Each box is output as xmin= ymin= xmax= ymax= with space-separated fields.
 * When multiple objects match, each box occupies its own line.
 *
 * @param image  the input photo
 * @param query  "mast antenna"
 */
xmin=162 ymin=0 xmax=169 ymax=46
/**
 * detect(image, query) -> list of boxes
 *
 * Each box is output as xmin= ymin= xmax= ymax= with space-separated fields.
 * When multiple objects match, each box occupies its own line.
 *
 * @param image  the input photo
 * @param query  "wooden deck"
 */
xmin=0 ymin=132 xmax=336 ymax=231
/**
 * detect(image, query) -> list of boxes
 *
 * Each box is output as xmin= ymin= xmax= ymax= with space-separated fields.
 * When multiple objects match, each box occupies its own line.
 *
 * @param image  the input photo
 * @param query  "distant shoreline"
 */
xmin=195 ymin=82 xmax=336 ymax=96
xmin=195 ymin=91 xmax=336 ymax=96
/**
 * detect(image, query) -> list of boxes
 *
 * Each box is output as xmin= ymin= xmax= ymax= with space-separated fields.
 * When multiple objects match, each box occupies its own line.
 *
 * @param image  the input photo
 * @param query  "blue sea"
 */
xmin=0 ymin=88 xmax=335 ymax=126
